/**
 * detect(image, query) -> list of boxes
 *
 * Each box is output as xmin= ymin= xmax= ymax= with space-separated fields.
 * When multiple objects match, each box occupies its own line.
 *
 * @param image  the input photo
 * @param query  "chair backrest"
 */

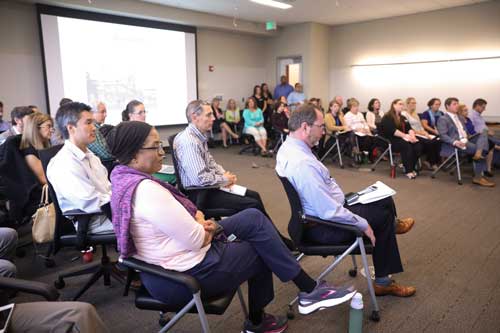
xmin=277 ymin=175 xmax=304 ymax=245
xmin=0 ymin=135 xmax=40 ymax=223
xmin=167 ymin=133 xmax=186 ymax=193
xmin=39 ymin=145 xmax=74 ymax=254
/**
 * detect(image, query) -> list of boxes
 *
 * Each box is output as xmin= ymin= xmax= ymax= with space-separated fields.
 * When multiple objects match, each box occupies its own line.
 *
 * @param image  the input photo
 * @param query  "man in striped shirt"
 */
xmin=173 ymin=100 xmax=295 ymax=250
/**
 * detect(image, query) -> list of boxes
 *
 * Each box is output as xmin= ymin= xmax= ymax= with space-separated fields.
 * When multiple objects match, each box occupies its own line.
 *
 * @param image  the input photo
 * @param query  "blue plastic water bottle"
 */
xmin=349 ymin=292 xmax=363 ymax=333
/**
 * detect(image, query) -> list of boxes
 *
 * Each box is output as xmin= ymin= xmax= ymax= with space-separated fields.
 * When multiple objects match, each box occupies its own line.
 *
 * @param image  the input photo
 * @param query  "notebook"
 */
xmin=345 ymin=181 xmax=396 ymax=206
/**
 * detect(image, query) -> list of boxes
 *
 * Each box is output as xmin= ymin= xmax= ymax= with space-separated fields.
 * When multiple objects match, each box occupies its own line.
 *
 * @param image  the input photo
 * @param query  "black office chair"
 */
xmin=277 ymin=175 xmax=380 ymax=321
xmin=0 ymin=135 xmax=40 ymax=225
xmin=0 ymin=276 xmax=60 ymax=305
xmin=39 ymin=145 xmax=123 ymax=301
xmin=120 ymin=257 xmax=248 ymax=333
xmin=168 ymin=134 xmax=238 ymax=220
xmin=0 ymin=134 xmax=49 ymax=260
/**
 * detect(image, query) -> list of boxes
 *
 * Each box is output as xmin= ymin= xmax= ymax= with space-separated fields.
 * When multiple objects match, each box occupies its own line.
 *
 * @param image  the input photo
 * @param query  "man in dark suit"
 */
xmin=437 ymin=97 xmax=494 ymax=187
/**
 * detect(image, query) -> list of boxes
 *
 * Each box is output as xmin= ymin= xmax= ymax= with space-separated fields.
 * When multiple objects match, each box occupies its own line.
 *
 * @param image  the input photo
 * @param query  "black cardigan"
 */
xmin=380 ymin=115 xmax=412 ymax=140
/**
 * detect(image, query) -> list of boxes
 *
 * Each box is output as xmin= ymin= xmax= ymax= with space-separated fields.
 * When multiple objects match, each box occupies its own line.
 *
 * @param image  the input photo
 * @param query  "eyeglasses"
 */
xmin=140 ymin=142 xmax=164 ymax=153
xmin=311 ymin=123 xmax=325 ymax=130
xmin=38 ymin=124 xmax=54 ymax=131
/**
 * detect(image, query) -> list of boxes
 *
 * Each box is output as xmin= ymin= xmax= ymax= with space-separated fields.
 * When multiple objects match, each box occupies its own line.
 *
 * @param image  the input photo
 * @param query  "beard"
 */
xmin=307 ymin=133 xmax=320 ymax=147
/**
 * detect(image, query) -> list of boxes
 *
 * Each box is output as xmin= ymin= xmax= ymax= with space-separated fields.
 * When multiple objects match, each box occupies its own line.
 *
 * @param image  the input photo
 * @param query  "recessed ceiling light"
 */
xmin=250 ymin=0 xmax=292 ymax=10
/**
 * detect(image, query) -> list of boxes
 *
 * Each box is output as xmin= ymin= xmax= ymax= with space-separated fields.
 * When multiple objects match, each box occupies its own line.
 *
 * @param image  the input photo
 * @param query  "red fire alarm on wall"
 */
xmin=209 ymin=65 xmax=215 ymax=72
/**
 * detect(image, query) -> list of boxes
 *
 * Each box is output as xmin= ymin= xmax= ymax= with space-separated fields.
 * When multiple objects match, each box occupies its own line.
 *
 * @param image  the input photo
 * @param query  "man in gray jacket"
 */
xmin=437 ymin=97 xmax=494 ymax=187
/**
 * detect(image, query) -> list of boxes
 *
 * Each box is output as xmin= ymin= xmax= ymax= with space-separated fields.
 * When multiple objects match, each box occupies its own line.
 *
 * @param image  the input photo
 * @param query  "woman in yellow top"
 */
xmin=224 ymin=98 xmax=241 ymax=126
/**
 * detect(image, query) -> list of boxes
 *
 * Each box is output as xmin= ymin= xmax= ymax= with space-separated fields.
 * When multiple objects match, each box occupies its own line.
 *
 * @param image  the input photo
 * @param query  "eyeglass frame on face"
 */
xmin=310 ymin=122 xmax=325 ymax=131
xmin=38 ymin=123 xmax=55 ymax=131
xmin=140 ymin=142 xmax=164 ymax=154
xmin=133 ymin=110 xmax=147 ymax=116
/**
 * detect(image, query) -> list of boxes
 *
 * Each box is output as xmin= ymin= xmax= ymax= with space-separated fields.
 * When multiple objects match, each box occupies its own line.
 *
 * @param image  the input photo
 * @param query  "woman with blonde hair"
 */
xmin=403 ymin=97 xmax=441 ymax=170
xmin=225 ymin=98 xmax=241 ymax=128
xmin=343 ymin=97 xmax=376 ymax=161
xmin=20 ymin=112 xmax=53 ymax=185
xmin=211 ymin=98 xmax=239 ymax=148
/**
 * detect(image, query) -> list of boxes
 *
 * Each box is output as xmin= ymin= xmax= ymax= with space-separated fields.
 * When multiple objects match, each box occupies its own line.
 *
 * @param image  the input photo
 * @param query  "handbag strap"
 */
xmin=40 ymin=184 xmax=49 ymax=206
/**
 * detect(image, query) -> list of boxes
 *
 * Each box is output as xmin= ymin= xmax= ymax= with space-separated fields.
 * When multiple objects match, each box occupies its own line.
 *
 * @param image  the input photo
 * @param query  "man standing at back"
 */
xmin=47 ymin=102 xmax=114 ymax=234
xmin=273 ymin=75 xmax=294 ymax=100
xmin=276 ymin=103 xmax=416 ymax=297
xmin=173 ymin=100 xmax=295 ymax=250
xmin=287 ymin=83 xmax=306 ymax=112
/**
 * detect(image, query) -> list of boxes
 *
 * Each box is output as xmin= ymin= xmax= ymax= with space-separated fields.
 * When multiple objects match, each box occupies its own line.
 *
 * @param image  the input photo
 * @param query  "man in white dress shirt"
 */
xmin=47 ymin=102 xmax=114 ymax=234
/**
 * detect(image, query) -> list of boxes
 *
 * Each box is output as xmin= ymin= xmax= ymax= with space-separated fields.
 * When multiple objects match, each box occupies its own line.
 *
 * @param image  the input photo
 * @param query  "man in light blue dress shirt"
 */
xmin=276 ymin=103 xmax=416 ymax=297
xmin=287 ymin=83 xmax=306 ymax=112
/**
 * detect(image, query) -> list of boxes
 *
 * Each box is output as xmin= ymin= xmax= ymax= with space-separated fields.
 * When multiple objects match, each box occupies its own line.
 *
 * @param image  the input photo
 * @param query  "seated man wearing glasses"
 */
xmin=173 ymin=100 xmax=295 ymax=250
xmin=47 ymin=102 xmax=114 ymax=234
xmin=276 ymin=104 xmax=416 ymax=297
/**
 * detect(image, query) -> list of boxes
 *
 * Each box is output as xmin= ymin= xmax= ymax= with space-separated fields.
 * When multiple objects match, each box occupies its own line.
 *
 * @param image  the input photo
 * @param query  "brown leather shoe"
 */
xmin=374 ymin=281 xmax=416 ymax=297
xmin=395 ymin=218 xmax=415 ymax=235
xmin=472 ymin=177 xmax=495 ymax=187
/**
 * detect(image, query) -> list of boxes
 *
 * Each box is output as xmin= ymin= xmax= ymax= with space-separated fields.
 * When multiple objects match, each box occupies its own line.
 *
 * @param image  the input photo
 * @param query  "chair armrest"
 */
xmin=0 ymin=277 xmax=59 ymax=301
xmin=119 ymin=257 xmax=200 ymax=294
xmin=64 ymin=209 xmax=93 ymax=216
xmin=185 ymin=185 xmax=221 ymax=191
xmin=303 ymin=215 xmax=364 ymax=237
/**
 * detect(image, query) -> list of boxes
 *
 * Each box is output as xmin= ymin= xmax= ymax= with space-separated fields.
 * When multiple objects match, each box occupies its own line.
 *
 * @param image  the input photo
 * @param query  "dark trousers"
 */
xmin=303 ymin=197 xmax=403 ymax=278
xmin=419 ymin=137 xmax=441 ymax=165
xmin=356 ymin=135 xmax=376 ymax=154
xmin=141 ymin=208 xmax=301 ymax=313
xmin=190 ymin=188 xmax=270 ymax=219
xmin=391 ymin=138 xmax=423 ymax=172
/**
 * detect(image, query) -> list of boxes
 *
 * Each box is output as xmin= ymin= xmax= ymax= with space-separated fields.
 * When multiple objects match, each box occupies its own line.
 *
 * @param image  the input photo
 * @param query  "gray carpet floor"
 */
xmin=14 ymin=146 xmax=500 ymax=332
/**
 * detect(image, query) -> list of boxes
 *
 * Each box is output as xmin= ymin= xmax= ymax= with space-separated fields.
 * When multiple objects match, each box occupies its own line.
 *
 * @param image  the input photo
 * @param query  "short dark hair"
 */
xmin=59 ymin=98 xmax=73 ymax=106
xmin=55 ymin=102 xmax=91 ymax=139
xmin=288 ymin=103 xmax=319 ymax=131
xmin=444 ymin=97 xmax=459 ymax=109
xmin=0 ymin=101 xmax=3 ymax=108
xmin=472 ymin=98 xmax=487 ymax=109
xmin=10 ymin=106 xmax=34 ymax=126
xmin=427 ymin=98 xmax=440 ymax=108
xmin=367 ymin=98 xmax=379 ymax=112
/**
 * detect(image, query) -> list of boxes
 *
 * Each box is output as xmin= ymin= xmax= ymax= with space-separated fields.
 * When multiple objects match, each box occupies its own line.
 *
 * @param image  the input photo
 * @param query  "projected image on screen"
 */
xmin=40 ymin=9 xmax=197 ymax=126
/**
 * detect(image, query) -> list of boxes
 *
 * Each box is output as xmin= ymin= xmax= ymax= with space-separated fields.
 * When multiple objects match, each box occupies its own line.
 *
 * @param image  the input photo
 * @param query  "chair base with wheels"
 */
xmin=121 ymin=257 xmax=248 ymax=333
xmin=39 ymin=145 xmax=124 ymax=301
xmin=278 ymin=175 xmax=380 ymax=322
xmin=239 ymin=133 xmax=259 ymax=155
xmin=53 ymin=240 xmax=124 ymax=300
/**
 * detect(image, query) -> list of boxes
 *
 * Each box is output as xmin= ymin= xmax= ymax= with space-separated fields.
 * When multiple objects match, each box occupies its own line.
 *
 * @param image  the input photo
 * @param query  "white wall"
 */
xmin=329 ymin=1 xmax=500 ymax=121
xmin=264 ymin=22 xmax=330 ymax=105
xmin=0 ymin=1 xmax=47 ymax=113
xmin=197 ymin=29 xmax=266 ymax=108
xmin=0 ymin=0 xmax=268 ymax=139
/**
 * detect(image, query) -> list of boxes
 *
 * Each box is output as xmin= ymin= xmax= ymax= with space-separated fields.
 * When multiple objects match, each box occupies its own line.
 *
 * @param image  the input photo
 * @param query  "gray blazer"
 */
xmin=437 ymin=113 xmax=459 ymax=157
